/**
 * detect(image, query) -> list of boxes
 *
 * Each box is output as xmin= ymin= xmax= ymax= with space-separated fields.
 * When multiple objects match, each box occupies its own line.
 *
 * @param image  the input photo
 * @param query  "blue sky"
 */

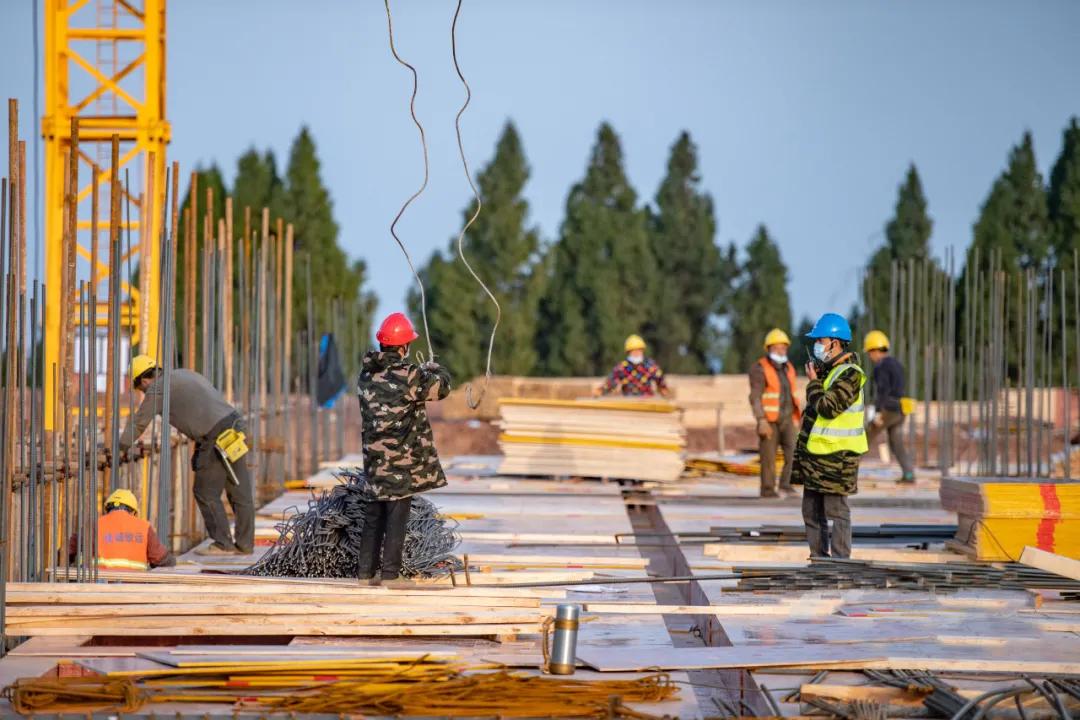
xmin=2 ymin=0 xmax=1079 ymax=330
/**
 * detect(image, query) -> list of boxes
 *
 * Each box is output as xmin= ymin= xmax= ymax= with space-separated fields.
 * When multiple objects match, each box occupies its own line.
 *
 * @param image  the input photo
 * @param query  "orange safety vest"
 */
xmin=758 ymin=357 xmax=801 ymax=423
xmin=96 ymin=510 xmax=151 ymax=571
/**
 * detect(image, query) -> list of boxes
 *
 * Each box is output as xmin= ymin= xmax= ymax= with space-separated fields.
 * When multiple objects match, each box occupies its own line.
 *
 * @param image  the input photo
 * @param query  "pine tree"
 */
xmin=645 ymin=131 xmax=730 ymax=373
xmin=722 ymin=225 xmax=793 ymax=373
xmin=231 ymin=148 xmax=286 ymax=234
xmin=539 ymin=122 xmax=654 ymax=375
xmin=1049 ymin=117 xmax=1080 ymax=263
xmin=960 ymin=132 xmax=1052 ymax=381
xmin=410 ymin=122 xmax=545 ymax=380
xmin=864 ymin=164 xmax=934 ymax=335
xmin=283 ymin=127 xmax=374 ymax=346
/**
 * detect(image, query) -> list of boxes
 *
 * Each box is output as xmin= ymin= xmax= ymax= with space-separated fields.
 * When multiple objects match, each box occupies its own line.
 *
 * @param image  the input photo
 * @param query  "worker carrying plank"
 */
xmin=118 ymin=355 xmax=255 ymax=556
xmin=594 ymin=334 xmax=672 ymax=398
xmin=862 ymin=330 xmax=915 ymax=484
xmin=792 ymin=313 xmax=868 ymax=558
xmin=749 ymin=328 xmax=801 ymax=498
xmin=355 ymin=312 xmax=452 ymax=587
xmin=68 ymin=489 xmax=175 ymax=570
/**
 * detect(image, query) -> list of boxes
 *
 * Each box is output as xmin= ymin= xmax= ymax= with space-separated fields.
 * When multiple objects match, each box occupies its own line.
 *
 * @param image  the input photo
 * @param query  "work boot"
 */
xmin=898 ymin=472 xmax=916 ymax=485
xmin=381 ymin=576 xmax=414 ymax=590
xmin=760 ymin=489 xmax=781 ymax=499
xmin=234 ymin=546 xmax=254 ymax=556
xmin=195 ymin=542 xmax=239 ymax=556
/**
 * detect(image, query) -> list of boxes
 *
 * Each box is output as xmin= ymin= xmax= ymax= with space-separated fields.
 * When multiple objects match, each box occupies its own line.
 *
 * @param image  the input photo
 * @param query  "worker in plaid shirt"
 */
xmin=595 ymin=334 xmax=672 ymax=398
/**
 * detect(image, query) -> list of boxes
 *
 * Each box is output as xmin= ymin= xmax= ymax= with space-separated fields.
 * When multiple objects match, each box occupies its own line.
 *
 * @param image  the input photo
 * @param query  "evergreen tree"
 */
xmin=409 ymin=122 xmax=545 ymax=380
xmin=283 ymin=127 xmax=375 ymax=345
xmin=722 ymin=225 xmax=793 ymax=373
xmin=969 ymin=132 xmax=1051 ymax=274
xmin=231 ymin=148 xmax=286 ymax=234
xmin=960 ymin=132 xmax=1052 ymax=381
xmin=1049 ymin=117 xmax=1080 ymax=263
xmin=863 ymin=164 xmax=934 ymax=335
xmin=539 ymin=122 xmax=654 ymax=375
xmin=645 ymin=131 xmax=731 ymax=373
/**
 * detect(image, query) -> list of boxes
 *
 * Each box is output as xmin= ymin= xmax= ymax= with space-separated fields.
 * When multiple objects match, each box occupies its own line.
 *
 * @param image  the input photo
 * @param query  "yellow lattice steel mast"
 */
xmin=42 ymin=0 xmax=169 ymax=430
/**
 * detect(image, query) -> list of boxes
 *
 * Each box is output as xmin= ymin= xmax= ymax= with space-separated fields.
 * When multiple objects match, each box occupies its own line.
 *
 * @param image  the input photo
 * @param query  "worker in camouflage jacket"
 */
xmin=791 ymin=313 xmax=868 ymax=559
xmin=355 ymin=312 xmax=451 ymax=585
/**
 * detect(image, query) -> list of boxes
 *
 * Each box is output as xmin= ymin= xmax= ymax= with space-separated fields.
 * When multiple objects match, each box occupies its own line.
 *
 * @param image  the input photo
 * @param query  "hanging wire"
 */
xmin=383 ymin=0 xmax=435 ymax=363
xmin=450 ymin=0 xmax=500 ymax=409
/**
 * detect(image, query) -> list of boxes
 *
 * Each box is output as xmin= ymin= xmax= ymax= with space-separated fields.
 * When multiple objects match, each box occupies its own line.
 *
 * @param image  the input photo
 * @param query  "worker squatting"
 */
xmin=106 ymin=310 xmax=910 ymax=572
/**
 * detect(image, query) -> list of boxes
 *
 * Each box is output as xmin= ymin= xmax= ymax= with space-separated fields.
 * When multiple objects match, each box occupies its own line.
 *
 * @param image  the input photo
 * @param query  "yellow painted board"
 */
xmin=954 ymin=514 xmax=1080 ymax=561
xmin=498 ymin=398 xmax=677 ymax=413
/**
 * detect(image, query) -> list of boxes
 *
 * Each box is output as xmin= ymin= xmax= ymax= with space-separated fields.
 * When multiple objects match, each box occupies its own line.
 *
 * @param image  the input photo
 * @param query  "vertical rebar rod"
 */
xmin=1062 ymin=268 xmax=1070 ymax=481
xmin=307 ymin=257 xmax=317 ymax=475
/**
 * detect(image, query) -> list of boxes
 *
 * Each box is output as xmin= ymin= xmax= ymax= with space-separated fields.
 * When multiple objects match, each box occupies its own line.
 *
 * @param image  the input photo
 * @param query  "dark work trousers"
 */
xmin=866 ymin=410 xmax=914 ymax=475
xmin=356 ymin=497 xmax=412 ymax=579
xmin=801 ymin=488 xmax=851 ymax=558
xmin=759 ymin=418 xmax=797 ymax=495
xmin=192 ymin=441 xmax=255 ymax=552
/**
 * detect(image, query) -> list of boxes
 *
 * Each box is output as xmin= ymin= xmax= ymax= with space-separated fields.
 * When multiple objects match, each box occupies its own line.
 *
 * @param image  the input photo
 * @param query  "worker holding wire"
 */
xmin=118 ymin=355 xmax=255 ymax=557
xmin=355 ymin=312 xmax=452 ymax=587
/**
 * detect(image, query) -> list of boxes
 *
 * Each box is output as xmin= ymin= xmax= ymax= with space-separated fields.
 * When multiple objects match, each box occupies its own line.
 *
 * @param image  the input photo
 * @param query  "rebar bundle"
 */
xmin=244 ymin=468 xmax=462 ymax=579
xmin=733 ymin=558 xmax=1080 ymax=594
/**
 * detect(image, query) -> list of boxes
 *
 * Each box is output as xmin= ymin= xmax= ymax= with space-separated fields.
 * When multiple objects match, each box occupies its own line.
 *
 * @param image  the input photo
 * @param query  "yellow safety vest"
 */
xmin=806 ymin=363 xmax=868 ymax=455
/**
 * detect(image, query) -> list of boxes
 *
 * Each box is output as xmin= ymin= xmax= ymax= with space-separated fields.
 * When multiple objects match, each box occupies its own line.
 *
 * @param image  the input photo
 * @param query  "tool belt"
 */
xmin=200 ymin=413 xmax=248 ymax=461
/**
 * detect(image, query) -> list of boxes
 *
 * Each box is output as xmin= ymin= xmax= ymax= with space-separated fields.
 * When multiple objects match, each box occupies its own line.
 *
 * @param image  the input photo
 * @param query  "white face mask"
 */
xmin=768 ymin=352 xmax=788 ymax=365
xmin=813 ymin=341 xmax=831 ymax=362
xmin=627 ymin=353 xmax=644 ymax=364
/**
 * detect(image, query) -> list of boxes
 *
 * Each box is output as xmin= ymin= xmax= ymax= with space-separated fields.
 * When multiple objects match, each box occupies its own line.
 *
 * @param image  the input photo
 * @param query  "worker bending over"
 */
xmin=749 ymin=328 xmax=801 ymax=498
xmin=118 ymin=356 xmax=254 ymax=556
xmin=863 ymin=330 xmax=915 ymax=484
xmin=791 ymin=313 xmax=868 ymax=558
xmin=69 ymin=489 xmax=174 ymax=570
xmin=596 ymin=334 xmax=672 ymax=398
xmin=356 ymin=312 xmax=452 ymax=586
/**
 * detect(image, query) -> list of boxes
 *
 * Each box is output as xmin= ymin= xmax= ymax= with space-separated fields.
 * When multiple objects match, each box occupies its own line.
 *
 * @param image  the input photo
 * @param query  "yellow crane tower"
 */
xmin=41 ymin=0 xmax=169 ymax=430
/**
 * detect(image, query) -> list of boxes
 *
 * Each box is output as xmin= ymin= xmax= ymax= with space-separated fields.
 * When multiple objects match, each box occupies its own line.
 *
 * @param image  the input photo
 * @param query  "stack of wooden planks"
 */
xmin=496 ymin=398 xmax=686 ymax=482
xmin=5 ymin=580 xmax=555 ymax=639
xmin=940 ymin=477 xmax=1080 ymax=560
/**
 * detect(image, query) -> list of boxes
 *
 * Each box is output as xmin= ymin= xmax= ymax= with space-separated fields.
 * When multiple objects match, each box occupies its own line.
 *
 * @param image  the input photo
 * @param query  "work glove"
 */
xmin=421 ymin=361 xmax=441 ymax=373
xmin=756 ymin=419 xmax=773 ymax=439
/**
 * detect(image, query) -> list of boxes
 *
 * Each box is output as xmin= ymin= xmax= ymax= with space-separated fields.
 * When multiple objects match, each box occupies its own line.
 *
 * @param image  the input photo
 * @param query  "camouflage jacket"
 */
xmin=357 ymin=351 xmax=452 ymax=500
xmin=791 ymin=353 xmax=863 ymax=495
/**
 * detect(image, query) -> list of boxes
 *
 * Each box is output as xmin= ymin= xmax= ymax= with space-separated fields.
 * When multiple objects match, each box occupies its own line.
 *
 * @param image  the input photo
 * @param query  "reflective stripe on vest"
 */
xmin=806 ymin=363 xmax=869 ymax=455
xmin=96 ymin=510 xmax=151 ymax=572
xmin=757 ymin=357 xmax=801 ymax=423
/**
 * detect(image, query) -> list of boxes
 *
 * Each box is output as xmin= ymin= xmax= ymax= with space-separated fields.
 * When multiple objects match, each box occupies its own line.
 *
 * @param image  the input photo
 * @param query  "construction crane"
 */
xmin=41 ymin=0 xmax=170 ymax=430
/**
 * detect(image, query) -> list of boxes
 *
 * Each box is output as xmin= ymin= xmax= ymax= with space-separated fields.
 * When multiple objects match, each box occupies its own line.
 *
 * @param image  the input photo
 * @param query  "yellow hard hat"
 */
xmin=105 ymin=488 xmax=139 ymax=514
xmin=864 ymin=330 xmax=890 ymax=352
xmin=130 ymin=355 xmax=158 ymax=385
xmin=624 ymin=334 xmax=647 ymax=352
xmin=763 ymin=328 xmax=791 ymax=351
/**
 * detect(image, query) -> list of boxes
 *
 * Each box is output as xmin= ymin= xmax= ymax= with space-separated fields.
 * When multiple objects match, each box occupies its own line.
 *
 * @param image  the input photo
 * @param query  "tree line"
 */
xmin=178 ymin=116 xmax=1080 ymax=382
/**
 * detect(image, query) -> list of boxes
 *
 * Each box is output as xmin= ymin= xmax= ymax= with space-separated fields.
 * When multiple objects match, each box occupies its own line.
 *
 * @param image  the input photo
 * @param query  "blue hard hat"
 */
xmin=806 ymin=312 xmax=852 ymax=342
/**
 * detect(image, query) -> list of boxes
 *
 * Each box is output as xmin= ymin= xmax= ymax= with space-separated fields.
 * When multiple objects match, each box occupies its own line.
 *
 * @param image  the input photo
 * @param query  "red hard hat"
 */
xmin=376 ymin=312 xmax=419 ymax=346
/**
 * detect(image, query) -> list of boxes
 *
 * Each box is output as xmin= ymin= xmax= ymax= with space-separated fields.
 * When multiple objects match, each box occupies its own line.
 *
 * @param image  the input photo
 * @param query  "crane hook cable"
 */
xmin=383 ymin=0 xmax=435 ymax=363
xmin=451 ymin=0 xmax=501 ymax=410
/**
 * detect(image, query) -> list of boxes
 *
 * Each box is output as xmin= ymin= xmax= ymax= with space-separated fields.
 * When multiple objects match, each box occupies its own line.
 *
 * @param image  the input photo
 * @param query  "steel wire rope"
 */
xmin=450 ymin=0 xmax=500 ymax=409
xmin=383 ymin=0 xmax=435 ymax=363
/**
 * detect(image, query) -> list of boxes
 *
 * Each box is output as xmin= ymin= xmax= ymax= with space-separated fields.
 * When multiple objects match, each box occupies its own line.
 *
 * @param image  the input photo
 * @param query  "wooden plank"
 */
xmin=6 ymin=605 xmax=549 ymax=621
xmin=1020 ymin=546 xmax=1080 ymax=582
xmin=465 ymin=553 xmax=648 ymax=570
xmin=578 ymin=645 xmax=885 ymax=672
xmin=16 ymin=622 xmax=541 ymax=637
xmin=6 ymin=590 xmax=538 ymax=608
xmin=582 ymin=602 xmax=840 ymax=616
xmin=14 ymin=581 xmax=564 ymax=599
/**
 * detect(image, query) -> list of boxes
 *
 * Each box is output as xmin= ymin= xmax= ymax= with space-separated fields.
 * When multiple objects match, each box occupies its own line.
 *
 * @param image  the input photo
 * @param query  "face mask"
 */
xmin=768 ymin=352 xmax=788 ymax=365
xmin=627 ymin=353 xmax=644 ymax=364
xmin=812 ymin=341 xmax=831 ymax=362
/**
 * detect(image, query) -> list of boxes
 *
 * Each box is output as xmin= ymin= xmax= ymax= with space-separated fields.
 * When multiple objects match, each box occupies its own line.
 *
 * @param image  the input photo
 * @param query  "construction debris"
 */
xmin=497 ymin=398 xmax=686 ymax=482
xmin=244 ymin=469 xmax=462 ymax=579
